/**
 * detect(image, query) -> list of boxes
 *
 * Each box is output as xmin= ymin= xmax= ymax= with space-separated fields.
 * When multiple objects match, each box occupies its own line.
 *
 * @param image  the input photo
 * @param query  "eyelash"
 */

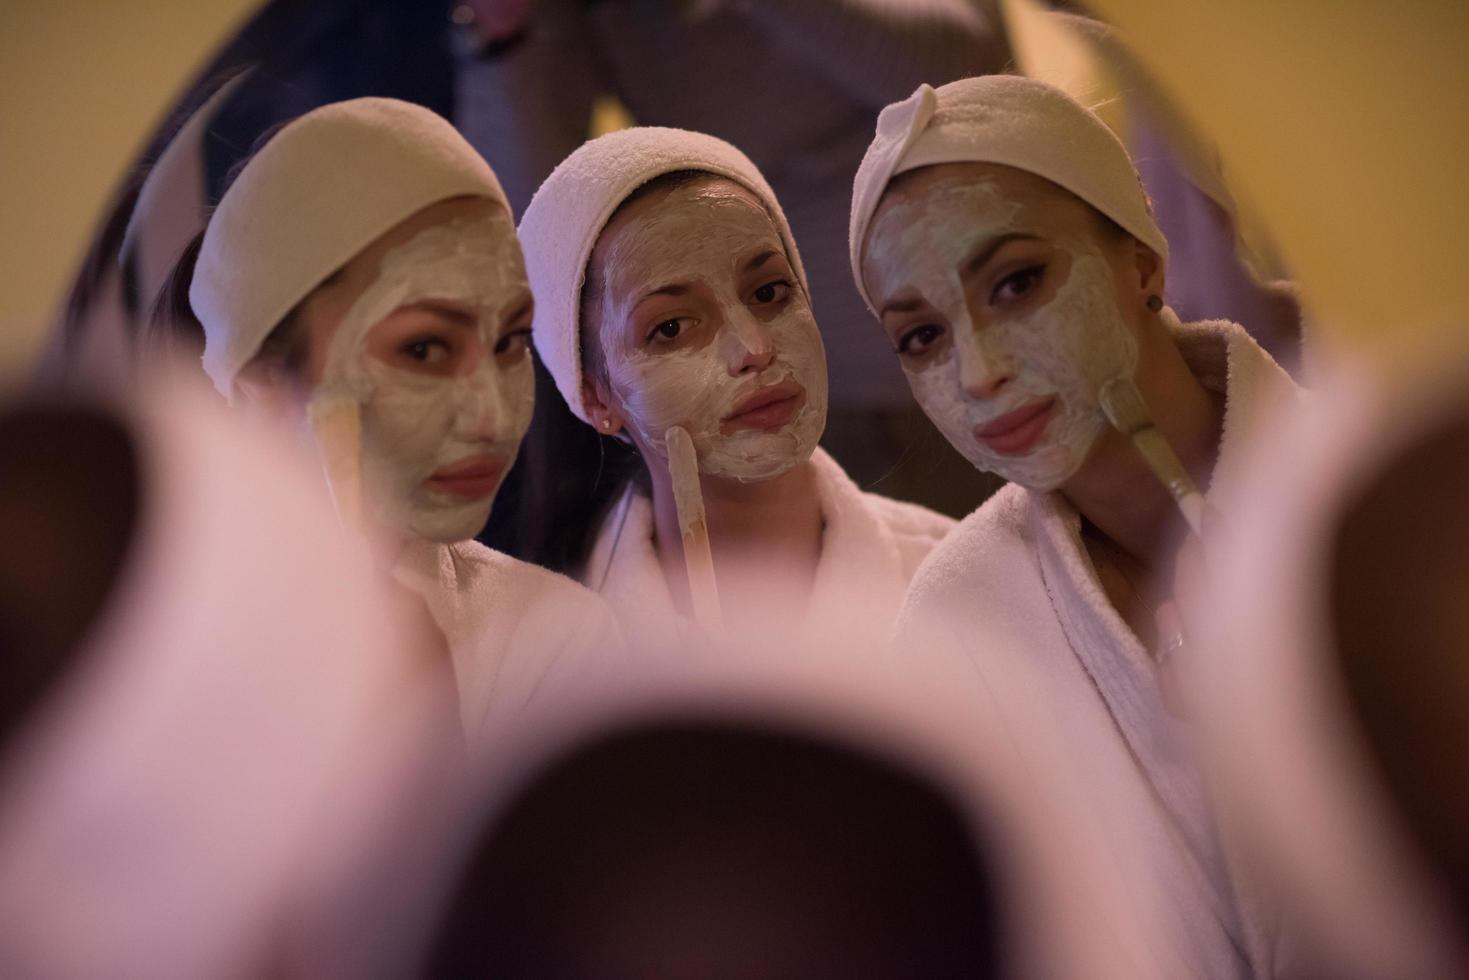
xmin=640 ymin=277 xmax=792 ymax=346
xmin=895 ymin=323 xmax=944 ymax=356
xmin=402 ymin=337 xmax=450 ymax=363
xmin=645 ymin=318 xmax=691 ymax=345
xmin=990 ymin=264 xmax=1045 ymax=305
xmin=752 ymin=278 xmax=793 ymax=305
xmin=495 ymin=328 xmax=531 ymax=357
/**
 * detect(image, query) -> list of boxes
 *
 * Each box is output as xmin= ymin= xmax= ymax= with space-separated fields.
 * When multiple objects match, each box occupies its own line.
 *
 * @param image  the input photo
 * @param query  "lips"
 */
xmin=975 ymin=397 xmax=1056 ymax=455
xmin=722 ymin=381 xmax=805 ymax=434
xmin=426 ymin=454 xmax=507 ymax=500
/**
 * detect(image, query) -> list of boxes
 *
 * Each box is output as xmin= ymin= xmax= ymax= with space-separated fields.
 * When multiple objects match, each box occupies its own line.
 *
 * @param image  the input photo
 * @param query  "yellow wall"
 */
xmin=0 ymin=1 xmax=260 ymax=382
xmin=1084 ymin=0 xmax=1469 ymax=361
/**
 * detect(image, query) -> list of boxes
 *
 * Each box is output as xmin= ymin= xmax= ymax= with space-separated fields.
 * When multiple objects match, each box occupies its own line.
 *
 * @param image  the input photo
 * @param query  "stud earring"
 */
xmin=1145 ymin=294 xmax=1164 ymax=313
xmin=600 ymin=418 xmax=613 ymax=432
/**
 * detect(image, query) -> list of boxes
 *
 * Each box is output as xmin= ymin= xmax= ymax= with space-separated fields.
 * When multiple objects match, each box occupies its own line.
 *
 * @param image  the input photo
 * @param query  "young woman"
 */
xmin=187 ymin=97 xmax=618 ymax=739
xmin=849 ymin=76 xmax=1300 ymax=977
xmin=517 ymin=127 xmax=953 ymax=652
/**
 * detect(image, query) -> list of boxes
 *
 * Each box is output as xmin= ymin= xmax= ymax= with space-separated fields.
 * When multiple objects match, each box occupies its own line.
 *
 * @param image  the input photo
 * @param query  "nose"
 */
xmin=722 ymin=306 xmax=776 ymax=376
xmin=956 ymin=329 xmax=1014 ymax=400
xmin=456 ymin=364 xmax=509 ymax=440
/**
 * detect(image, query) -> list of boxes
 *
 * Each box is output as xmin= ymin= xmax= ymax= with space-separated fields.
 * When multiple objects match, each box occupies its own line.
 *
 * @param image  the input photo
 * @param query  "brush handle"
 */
xmin=1099 ymin=377 xmax=1206 ymax=537
xmin=309 ymin=397 xmax=364 ymax=530
xmin=1130 ymin=427 xmax=1207 ymax=536
xmin=665 ymin=426 xmax=723 ymax=631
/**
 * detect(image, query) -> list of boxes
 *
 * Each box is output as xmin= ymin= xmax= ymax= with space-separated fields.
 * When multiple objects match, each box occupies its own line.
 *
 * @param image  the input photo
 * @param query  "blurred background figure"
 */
xmin=0 ymin=377 xmax=458 ymax=978
xmin=1182 ymin=350 xmax=1469 ymax=980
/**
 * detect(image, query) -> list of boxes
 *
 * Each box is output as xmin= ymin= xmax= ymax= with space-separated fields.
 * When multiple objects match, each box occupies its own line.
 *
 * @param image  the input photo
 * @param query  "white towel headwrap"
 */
xmin=848 ymin=75 xmax=1166 ymax=315
xmin=192 ymin=97 xmax=508 ymax=399
xmin=518 ymin=127 xmax=807 ymax=424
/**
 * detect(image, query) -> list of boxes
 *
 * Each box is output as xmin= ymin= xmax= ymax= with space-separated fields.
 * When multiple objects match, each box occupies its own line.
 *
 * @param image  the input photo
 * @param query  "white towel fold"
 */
xmin=192 ymin=98 xmax=507 ymax=399
xmin=517 ymin=126 xmax=807 ymax=423
xmin=848 ymin=74 xmax=1167 ymax=315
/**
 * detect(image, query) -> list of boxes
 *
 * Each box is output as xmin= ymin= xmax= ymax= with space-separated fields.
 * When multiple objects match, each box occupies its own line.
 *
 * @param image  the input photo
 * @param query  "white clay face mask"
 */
xmin=593 ymin=180 xmax=828 ymax=482
xmin=864 ymin=176 xmax=1138 ymax=491
xmin=308 ymin=208 xmax=534 ymax=542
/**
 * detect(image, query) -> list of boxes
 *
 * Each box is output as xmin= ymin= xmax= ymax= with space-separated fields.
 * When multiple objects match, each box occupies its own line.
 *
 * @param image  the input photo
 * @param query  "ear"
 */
xmin=1133 ymin=240 xmax=1166 ymax=301
xmin=581 ymin=375 xmax=626 ymax=437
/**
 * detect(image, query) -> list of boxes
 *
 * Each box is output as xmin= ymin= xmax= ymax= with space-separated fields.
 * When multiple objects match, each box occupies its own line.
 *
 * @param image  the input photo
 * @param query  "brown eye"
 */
xmin=896 ymin=323 xmax=944 ymax=356
xmin=494 ymin=328 xmax=531 ymax=358
xmin=991 ymin=265 xmax=1044 ymax=305
xmin=645 ymin=318 xmax=692 ymax=346
xmin=752 ymin=280 xmax=792 ymax=305
xmin=402 ymin=337 xmax=451 ymax=364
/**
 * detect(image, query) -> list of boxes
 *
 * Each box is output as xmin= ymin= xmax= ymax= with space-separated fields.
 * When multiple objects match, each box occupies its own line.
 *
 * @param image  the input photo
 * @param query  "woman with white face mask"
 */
xmin=518 ymin=127 xmax=953 ymax=653
xmin=188 ymin=97 xmax=619 ymax=741
xmin=850 ymin=76 xmax=1302 ymax=978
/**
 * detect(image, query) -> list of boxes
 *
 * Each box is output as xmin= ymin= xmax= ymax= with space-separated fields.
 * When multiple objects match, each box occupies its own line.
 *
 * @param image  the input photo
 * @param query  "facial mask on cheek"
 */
xmin=906 ymin=245 xmax=1136 ymax=491
xmin=596 ymin=184 xmax=828 ymax=482
xmin=867 ymin=178 xmax=1135 ymax=492
xmin=308 ymin=210 xmax=535 ymax=542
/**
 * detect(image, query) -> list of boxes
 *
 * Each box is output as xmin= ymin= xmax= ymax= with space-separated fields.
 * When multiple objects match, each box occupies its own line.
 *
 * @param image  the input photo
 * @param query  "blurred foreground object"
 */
xmin=0 ymin=374 xmax=456 ymax=978
xmin=385 ymin=648 xmax=1188 ymax=978
xmin=1187 ymin=349 xmax=1469 ymax=979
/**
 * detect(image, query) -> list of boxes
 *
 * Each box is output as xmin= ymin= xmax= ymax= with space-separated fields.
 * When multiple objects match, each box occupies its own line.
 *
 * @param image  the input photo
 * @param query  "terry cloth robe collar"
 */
xmin=395 ymin=536 xmax=616 ymax=738
xmin=586 ymin=447 xmax=914 ymax=654
xmin=1024 ymin=315 xmax=1298 ymax=967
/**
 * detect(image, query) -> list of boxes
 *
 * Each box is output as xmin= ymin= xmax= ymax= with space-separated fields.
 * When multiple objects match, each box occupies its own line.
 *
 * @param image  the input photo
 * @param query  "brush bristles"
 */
xmin=1098 ymin=376 xmax=1207 ymax=535
xmin=1098 ymin=376 xmax=1151 ymax=436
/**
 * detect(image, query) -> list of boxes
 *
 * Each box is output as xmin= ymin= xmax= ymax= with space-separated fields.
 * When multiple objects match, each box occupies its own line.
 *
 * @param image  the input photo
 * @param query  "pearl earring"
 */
xmin=1146 ymin=294 xmax=1164 ymax=313
xmin=600 ymin=418 xmax=612 ymax=431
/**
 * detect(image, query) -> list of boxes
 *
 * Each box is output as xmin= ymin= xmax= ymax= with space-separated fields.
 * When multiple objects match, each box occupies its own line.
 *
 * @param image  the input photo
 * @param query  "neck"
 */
xmin=1062 ymin=342 xmax=1224 ymax=571
xmin=647 ymin=455 xmax=825 ymax=625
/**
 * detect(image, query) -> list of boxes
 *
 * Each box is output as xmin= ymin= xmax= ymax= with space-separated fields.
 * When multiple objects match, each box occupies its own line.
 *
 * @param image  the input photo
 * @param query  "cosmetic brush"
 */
xmin=665 ymin=425 xmax=724 ymax=630
xmin=308 ymin=395 xmax=364 ymax=529
xmin=1098 ymin=376 xmax=1206 ymax=536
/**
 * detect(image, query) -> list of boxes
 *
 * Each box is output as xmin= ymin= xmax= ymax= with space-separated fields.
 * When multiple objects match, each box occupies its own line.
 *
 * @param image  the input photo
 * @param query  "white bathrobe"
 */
xmin=395 ymin=538 xmax=623 ymax=739
xmin=893 ymin=318 xmax=1299 ymax=979
xmin=585 ymin=447 xmax=954 ymax=655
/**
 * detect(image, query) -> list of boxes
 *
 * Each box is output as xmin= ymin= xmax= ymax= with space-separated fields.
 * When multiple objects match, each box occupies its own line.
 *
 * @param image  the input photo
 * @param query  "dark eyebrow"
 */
xmin=961 ymin=232 xmax=1040 ymax=279
xmin=400 ymin=299 xmax=476 ymax=325
xmin=503 ymin=293 xmax=534 ymax=325
xmin=640 ymin=283 xmax=692 ymax=302
xmin=737 ymin=248 xmax=782 ymax=276
xmin=875 ymin=233 xmax=1040 ymax=319
xmin=878 ymin=295 xmax=926 ymax=319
